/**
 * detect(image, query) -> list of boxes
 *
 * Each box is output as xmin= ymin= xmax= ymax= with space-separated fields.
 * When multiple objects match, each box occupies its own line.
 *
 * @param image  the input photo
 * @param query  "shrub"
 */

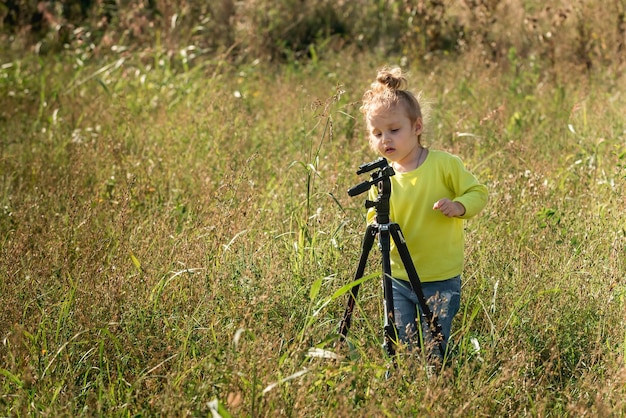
xmin=1 ymin=0 xmax=625 ymax=71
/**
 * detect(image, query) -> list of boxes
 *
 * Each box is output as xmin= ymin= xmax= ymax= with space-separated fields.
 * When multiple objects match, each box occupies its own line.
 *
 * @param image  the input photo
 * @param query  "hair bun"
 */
xmin=360 ymin=66 xmax=422 ymax=125
xmin=375 ymin=67 xmax=406 ymax=91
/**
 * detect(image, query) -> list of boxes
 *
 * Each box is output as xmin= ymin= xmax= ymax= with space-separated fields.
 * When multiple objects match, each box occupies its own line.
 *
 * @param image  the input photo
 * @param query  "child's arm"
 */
xmin=438 ymin=155 xmax=488 ymax=219
xmin=433 ymin=198 xmax=466 ymax=217
xmin=453 ymin=179 xmax=488 ymax=219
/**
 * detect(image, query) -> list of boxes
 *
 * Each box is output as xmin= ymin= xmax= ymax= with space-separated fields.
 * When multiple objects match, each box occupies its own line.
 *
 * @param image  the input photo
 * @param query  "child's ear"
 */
xmin=414 ymin=117 xmax=423 ymax=136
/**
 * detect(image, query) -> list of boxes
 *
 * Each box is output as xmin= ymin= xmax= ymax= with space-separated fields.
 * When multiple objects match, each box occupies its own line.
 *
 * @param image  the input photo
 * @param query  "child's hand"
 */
xmin=433 ymin=198 xmax=466 ymax=217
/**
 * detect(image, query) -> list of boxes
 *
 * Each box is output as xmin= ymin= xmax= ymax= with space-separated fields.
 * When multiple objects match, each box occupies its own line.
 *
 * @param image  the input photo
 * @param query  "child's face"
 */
xmin=366 ymin=105 xmax=423 ymax=171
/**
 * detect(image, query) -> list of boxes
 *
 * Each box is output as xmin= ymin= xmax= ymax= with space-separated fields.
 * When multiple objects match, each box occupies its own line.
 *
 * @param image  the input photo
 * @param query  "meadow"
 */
xmin=1 ymin=0 xmax=626 ymax=416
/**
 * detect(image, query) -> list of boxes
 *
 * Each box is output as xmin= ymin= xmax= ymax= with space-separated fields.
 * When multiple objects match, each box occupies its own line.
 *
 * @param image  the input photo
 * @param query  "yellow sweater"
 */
xmin=367 ymin=150 xmax=488 ymax=283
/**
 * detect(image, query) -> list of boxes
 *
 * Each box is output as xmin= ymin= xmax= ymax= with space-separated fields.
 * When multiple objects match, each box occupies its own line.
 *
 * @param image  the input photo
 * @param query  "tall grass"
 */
xmin=1 ymin=24 xmax=626 ymax=416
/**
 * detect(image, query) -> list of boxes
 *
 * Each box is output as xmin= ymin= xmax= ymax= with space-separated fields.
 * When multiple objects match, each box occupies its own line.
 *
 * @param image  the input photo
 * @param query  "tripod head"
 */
xmin=347 ymin=157 xmax=395 ymax=224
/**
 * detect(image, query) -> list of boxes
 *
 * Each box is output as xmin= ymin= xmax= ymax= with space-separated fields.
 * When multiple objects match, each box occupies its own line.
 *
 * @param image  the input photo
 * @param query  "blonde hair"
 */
xmin=360 ymin=67 xmax=423 ymax=124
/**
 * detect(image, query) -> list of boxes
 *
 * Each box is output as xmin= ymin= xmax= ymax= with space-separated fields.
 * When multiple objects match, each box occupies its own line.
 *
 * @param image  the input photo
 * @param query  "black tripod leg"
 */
xmin=338 ymin=224 xmax=377 ymax=341
xmin=379 ymin=227 xmax=398 ymax=358
xmin=389 ymin=224 xmax=445 ymax=358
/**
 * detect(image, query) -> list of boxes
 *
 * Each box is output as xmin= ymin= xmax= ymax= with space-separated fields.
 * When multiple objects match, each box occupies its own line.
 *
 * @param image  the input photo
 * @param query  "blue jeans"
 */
xmin=391 ymin=276 xmax=461 ymax=358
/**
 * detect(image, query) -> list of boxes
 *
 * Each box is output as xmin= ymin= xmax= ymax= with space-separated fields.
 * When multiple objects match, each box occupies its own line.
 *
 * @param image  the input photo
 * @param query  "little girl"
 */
xmin=360 ymin=67 xmax=488 ymax=360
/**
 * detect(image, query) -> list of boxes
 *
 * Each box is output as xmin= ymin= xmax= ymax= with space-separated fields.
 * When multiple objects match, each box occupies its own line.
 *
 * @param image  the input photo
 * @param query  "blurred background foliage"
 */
xmin=1 ymin=0 xmax=625 ymax=71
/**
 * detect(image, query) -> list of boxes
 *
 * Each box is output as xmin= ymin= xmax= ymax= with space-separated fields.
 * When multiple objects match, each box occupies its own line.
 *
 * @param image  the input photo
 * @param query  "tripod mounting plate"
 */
xmin=348 ymin=158 xmax=395 ymax=197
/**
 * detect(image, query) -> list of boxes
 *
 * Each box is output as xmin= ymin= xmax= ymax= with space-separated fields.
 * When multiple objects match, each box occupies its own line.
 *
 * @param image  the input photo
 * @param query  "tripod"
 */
xmin=338 ymin=158 xmax=444 ymax=360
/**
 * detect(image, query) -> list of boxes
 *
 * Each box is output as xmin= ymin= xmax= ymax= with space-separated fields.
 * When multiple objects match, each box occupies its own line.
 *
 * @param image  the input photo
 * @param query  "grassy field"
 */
xmin=1 ymin=20 xmax=626 ymax=416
